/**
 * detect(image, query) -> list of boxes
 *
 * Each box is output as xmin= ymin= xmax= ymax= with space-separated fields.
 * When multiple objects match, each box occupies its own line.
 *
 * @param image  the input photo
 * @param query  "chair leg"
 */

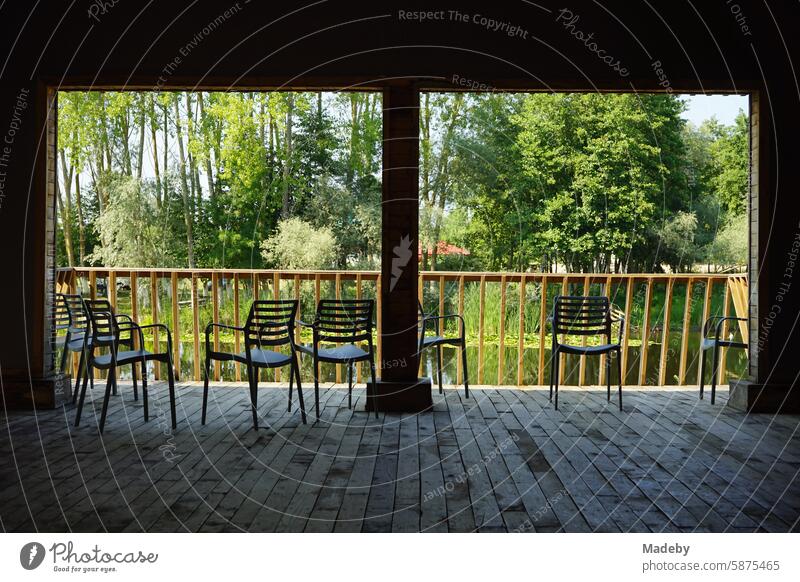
xmin=348 ymin=363 xmax=353 ymax=409
xmin=129 ymin=361 xmax=136 ymax=399
xmin=617 ymin=349 xmax=623 ymax=411
xmin=293 ymin=355 xmax=306 ymax=424
xmin=313 ymin=358 xmax=321 ymax=423
xmin=142 ymin=358 xmax=149 ymax=422
xmin=699 ymin=347 xmax=707 ymax=400
xmin=250 ymin=366 xmax=259 ymax=430
xmin=288 ymin=359 xmax=294 ymax=412
xmin=74 ymin=367 xmax=91 ymax=427
xmin=711 ymin=342 xmax=720 ymax=405
xmin=554 ymin=350 xmax=560 ymax=411
xmin=202 ymin=356 xmax=211 ymax=425
xmin=369 ymin=354 xmax=379 ymax=419
xmin=461 ymin=342 xmax=469 ymax=399
xmin=99 ymin=368 xmax=116 ymax=434
xmin=437 ymin=346 xmax=444 ymax=394
xmin=549 ymin=349 xmax=555 ymax=402
xmin=606 ymin=353 xmax=611 ymax=402
xmin=73 ymin=348 xmax=86 ymax=405
xmin=59 ymin=333 xmax=70 ymax=373
xmin=167 ymin=359 xmax=177 ymax=430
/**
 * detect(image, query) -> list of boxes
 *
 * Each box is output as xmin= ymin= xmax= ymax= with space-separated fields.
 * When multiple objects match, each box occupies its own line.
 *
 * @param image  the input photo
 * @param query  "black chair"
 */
xmin=203 ymin=300 xmax=306 ymax=429
xmin=699 ymin=315 xmax=747 ymax=404
xmin=297 ymin=299 xmax=378 ymax=421
xmin=418 ymin=301 xmax=469 ymax=398
xmin=55 ymin=293 xmax=94 ymax=401
xmin=55 ymin=293 xmax=72 ymax=371
xmin=549 ymin=295 xmax=624 ymax=411
xmin=75 ymin=299 xmax=176 ymax=433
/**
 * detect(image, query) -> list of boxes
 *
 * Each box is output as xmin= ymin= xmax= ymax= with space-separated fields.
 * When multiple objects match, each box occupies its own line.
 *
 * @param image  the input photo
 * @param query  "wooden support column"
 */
xmin=368 ymin=82 xmax=432 ymax=412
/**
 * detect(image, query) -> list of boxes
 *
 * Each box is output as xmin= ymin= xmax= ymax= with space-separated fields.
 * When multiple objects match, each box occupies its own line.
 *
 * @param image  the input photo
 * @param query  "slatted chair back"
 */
xmin=315 ymin=299 xmax=373 ymax=344
xmin=62 ymin=293 xmax=90 ymax=335
xmin=83 ymin=299 xmax=118 ymax=346
xmin=244 ymin=300 xmax=298 ymax=348
xmin=552 ymin=295 xmax=612 ymax=339
xmin=55 ymin=293 xmax=71 ymax=333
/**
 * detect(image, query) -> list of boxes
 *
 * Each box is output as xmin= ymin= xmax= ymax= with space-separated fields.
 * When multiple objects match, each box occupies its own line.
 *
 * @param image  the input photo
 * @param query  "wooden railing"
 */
xmin=55 ymin=268 xmax=748 ymax=387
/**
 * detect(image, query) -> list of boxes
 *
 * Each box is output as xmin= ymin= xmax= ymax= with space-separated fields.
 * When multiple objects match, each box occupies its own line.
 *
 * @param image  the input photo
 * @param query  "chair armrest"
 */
xmin=703 ymin=315 xmax=727 ymax=338
xmin=713 ymin=316 xmax=747 ymax=340
xmin=204 ymin=322 xmax=243 ymax=350
xmin=422 ymin=313 xmax=466 ymax=337
xmin=296 ymin=319 xmax=316 ymax=329
xmin=137 ymin=323 xmax=173 ymax=354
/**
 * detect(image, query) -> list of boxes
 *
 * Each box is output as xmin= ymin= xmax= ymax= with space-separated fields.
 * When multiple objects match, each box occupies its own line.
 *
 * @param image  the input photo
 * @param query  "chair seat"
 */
xmin=241 ymin=348 xmax=292 ymax=368
xmin=297 ymin=343 xmax=370 ymax=363
xmin=93 ymin=349 xmax=152 ymax=368
xmin=702 ymin=338 xmax=747 ymax=351
xmin=557 ymin=343 xmax=620 ymax=356
xmin=422 ymin=334 xmax=463 ymax=348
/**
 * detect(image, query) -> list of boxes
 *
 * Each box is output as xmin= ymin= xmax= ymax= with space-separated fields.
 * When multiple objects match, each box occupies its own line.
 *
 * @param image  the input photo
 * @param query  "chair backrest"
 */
xmin=55 ymin=293 xmax=72 ymax=332
xmin=244 ymin=300 xmax=297 ymax=348
xmin=552 ymin=295 xmax=611 ymax=338
xmin=315 ymin=299 xmax=373 ymax=343
xmin=61 ymin=293 xmax=90 ymax=335
xmin=83 ymin=298 xmax=118 ymax=344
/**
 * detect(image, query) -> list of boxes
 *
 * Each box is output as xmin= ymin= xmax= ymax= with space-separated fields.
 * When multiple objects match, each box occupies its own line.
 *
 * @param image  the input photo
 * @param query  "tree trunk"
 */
xmin=57 ymin=150 xmax=75 ymax=266
xmin=174 ymin=94 xmax=196 ymax=267
xmin=281 ymin=93 xmax=294 ymax=218
xmin=136 ymin=95 xmax=145 ymax=179
xmin=75 ymin=172 xmax=86 ymax=265
xmin=150 ymin=96 xmax=162 ymax=209
xmin=198 ymin=94 xmax=216 ymax=202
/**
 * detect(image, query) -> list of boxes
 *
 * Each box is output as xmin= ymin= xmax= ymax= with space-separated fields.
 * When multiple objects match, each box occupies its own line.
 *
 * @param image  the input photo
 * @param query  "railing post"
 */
xmin=497 ymin=275 xmax=507 ymax=386
xmin=658 ymin=278 xmax=675 ymax=386
xmin=678 ymin=279 xmax=694 ymax=385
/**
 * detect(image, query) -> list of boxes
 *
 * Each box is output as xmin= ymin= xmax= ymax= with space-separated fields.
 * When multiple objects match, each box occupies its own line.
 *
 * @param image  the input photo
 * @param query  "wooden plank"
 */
xmin=658 ymin=278 xmax=675 ymax=386
xmin=234 ymin=273 xmax=241 ymax=382
xmin=477 ymin=275 xmax=486 ymax=384
xmin=697 ymin=277 xmax=714 ymax=385
xmin=578 ymin=275 xmax=590 ymax=386
xmin=376 ymin=274 xmax=382 ymax=376
xmin=537 ymin=276 xmax=546 ymax=385
xmin=620 ymin=277 xmax=635 ymax=386
xmin=678 ymin=279 xmax=694 ymax=385
xmin=335 ymin=272 xmax=341 ymax=384
xmin=517 ymin=276 xmax=527 ymax=386
xmin=275 ymin=271 xmax=282 ymax=383
xmin=458 ymin=275 xmax=465 ymax=385
xmin=719 ymin=281 xmax=732 ymax=385
xmin=89 ymin=270 xmax=97 ymax=300
xmin=171 ymin=272 xmax=180 ymax=381
xmin=192 ymin=274 xmax=200 ymax=381
xmin=598 ymin=276 xmax=612 ymax=386
xmin=558 ymin=277 xmax=568 ymax=385
xmin=497 ymin=275 xmax=507 ymax=385
xmin=108 ymin=271 xmax=116 ymax=308
xmin=356 ymin=274 xmax=363 ymax=383
xmin=212 ymin=272 xmax=220 ymax=381
xmin=638 ymin=277 xmax=653 ymax=386
xmin=151 ymin=275 xmax=161 ymax=381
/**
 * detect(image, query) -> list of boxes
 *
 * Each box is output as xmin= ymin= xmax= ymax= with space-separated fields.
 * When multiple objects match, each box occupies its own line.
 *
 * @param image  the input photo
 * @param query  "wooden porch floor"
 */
xmin=1 ymin=381 xmax=799 ymax=532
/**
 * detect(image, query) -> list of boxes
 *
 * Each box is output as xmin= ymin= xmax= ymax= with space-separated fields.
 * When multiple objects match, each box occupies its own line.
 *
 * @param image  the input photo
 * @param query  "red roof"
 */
xmin=418 ymin=241 xmax=470 ymax=258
